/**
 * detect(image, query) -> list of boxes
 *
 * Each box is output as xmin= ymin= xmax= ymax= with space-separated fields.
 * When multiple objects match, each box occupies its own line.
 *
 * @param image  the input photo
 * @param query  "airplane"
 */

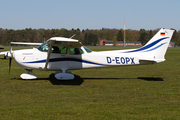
xmin=0 ymin=28 xmax=174 ymax=80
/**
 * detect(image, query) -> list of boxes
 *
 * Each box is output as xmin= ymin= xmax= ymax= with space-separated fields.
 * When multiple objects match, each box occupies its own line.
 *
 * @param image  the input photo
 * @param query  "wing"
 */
xmin=11 ymin=42 xmax=42 ymax=46
xmin=47 ymin=37 xmax=82 ymax=48
xmin=0 ymin=51 xmax=8 ymax=55
xmin=0 ymin=42 xmax=42 ymax=56
xmin=44 ymin=37 xmax=83 ymax=69
xmin=0 ymin=51 xmax=13 ymax=58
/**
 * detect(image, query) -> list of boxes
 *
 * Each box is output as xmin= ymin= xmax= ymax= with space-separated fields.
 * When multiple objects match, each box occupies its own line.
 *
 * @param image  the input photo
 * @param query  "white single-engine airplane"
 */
xmin=0 ymin=28 xmax=174 ymax=80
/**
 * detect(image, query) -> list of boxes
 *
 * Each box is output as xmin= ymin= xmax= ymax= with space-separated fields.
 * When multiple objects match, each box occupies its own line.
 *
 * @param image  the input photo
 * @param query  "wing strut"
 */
xmin=44 ymin=42 xmax=52 ymax=69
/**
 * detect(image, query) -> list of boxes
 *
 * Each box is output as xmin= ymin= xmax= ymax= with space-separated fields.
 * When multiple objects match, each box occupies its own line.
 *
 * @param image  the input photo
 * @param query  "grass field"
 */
xmin=0 ymin=46 xmax=180 ymax=120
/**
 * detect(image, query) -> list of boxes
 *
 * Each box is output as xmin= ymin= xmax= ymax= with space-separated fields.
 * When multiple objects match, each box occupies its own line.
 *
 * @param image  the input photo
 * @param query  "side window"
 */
xmin=59 ymin=47 xmax=67 ymax=54
xmin=52 ymin=46 xmax=67 ymax=54
xmin=69 ymin=48 xmax=84 ymax=55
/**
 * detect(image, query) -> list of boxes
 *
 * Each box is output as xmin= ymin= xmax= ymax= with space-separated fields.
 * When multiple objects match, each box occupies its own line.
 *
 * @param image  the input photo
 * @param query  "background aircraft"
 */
xmin=0 ymin=28 xmax=174 ymax=80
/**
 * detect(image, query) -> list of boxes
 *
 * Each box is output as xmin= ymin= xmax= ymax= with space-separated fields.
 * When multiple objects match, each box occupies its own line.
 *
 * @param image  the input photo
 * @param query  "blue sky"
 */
xmin=0 ymin=0 xmax=180 ymax=30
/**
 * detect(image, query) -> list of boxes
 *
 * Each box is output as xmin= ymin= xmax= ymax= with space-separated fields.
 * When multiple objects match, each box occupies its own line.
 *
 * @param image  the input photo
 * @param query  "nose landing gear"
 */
xmin=20 ymin=69 xmax=37 ymax=80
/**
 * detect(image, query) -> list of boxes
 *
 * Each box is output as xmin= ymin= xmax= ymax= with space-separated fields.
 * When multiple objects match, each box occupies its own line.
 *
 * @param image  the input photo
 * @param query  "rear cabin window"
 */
xmin=69 ymin=48 xmax=84 ymax=55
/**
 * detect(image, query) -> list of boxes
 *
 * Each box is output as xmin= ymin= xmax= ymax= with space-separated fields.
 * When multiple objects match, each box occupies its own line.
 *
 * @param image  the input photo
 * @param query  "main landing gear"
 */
xmin=54 ymin=69 xmax=74 ymax=80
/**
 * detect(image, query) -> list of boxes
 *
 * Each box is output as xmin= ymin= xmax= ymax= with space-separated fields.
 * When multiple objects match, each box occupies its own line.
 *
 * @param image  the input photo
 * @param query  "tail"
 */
xmin=141 ymin=28 xmax=174 ymax=63
xmin=124 ymin=28 xmax=174 ymax=63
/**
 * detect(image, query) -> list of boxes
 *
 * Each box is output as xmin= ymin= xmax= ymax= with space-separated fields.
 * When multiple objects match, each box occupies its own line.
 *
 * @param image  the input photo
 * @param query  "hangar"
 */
xmin=100 ymin=40 xmax=142 ymax=46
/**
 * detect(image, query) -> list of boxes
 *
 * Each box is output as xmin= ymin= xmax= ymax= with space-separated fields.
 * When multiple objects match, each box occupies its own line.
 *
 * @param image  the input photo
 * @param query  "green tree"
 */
xmin=104 ymin=29 xmax=112 ymax=40
xmin=138 ymin=29 xmax=149 ymax=45
xmin=88 ymin=33 xmax=98 ymax=46
xmin=171 ymin=29 xmax=177 ymax=43
xmin=59 ymin=28 xmax=69 ymax=37
xmin=83 ymin=33 xmax=98 ymax=46
xmin=148 ymin=30 xmax=153 ymax=39
xmin=117 ymin=29 xmax=123 ymax=41
xmin=84 ymin=33 xmax=89 ymax=45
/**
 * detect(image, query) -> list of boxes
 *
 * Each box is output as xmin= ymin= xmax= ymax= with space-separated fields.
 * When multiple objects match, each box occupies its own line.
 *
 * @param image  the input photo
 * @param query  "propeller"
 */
xmin=9 ymin=47 xmax=13 ymax=73
xmin=9 ymin=57 xmax=12 ymax=73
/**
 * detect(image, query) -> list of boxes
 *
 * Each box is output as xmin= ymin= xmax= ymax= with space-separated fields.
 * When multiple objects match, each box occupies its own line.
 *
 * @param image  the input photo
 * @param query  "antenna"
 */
xmin=70 ymin=34 xmax=76 ymax=39
xmin=124 ymin=20 xmax=126 ymax=47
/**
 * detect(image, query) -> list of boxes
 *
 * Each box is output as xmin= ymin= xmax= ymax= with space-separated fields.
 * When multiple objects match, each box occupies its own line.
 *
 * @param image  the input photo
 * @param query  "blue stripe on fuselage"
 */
xmin=143 ymin=42 xmax=166 ymax=52
xmin=23 ymin=58 xmax=108 ymax=66
xmin=123 ymin=37 xmax=169 ymax=53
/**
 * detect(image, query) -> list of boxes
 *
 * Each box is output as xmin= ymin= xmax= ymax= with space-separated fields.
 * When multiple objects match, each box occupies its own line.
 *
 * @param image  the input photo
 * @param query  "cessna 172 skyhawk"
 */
xmin=1 ymin=28 xmax=174 ymax=80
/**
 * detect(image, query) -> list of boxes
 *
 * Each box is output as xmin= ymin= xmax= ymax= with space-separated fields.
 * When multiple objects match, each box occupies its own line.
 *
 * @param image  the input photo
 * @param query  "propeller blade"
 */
xmin=9 ymin=46 xmax=13 ymax=73
xmin=9 ymin=57 xmax=12 ymax=73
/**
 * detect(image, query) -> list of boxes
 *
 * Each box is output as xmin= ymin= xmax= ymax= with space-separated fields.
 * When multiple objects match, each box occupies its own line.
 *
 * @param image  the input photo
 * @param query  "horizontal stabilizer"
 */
xmin=139 ymin=58 xmax=165 ymax=64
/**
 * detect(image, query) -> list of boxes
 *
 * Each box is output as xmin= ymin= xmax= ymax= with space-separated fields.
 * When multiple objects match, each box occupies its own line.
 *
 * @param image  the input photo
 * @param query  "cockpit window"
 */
xmin=69 ymin=48 xmax=84 ymax=55
xmin=83 ymin=47 xmax=92 ymax=53
xmin=37 ymin=42 xmax=49 ymax=52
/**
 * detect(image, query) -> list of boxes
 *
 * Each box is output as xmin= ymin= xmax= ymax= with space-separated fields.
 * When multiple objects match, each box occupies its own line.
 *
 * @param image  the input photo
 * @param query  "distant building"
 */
xmin=100 ymin=40 xmax=142 ymax=46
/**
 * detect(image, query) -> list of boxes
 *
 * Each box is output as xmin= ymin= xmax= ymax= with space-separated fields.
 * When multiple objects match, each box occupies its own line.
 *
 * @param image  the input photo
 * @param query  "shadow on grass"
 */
xmin=137 ymin=77 xmax=164 ymax=81
xmin=12 ymin=74 xmax=163 ymax=85
xmin=49 ymin=73 xmax=84 ymax=85
xmin=0 ymin=57 xmax=8 ymax=60
xmin=82 ymin=78 xmax=134 ymax=80
xmin=82 ymin=77 xmax=164 ymax=81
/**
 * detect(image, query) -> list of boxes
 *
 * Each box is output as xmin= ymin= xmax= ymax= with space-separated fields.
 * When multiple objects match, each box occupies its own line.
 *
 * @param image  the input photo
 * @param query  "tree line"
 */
xmin=0 ymin=28 xmax=179 ymax=46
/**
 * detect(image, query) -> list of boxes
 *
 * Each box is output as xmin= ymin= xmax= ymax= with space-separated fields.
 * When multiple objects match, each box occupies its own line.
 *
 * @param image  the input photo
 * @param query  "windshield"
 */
xmin=37 ymin=42 xmax=49 ymax=52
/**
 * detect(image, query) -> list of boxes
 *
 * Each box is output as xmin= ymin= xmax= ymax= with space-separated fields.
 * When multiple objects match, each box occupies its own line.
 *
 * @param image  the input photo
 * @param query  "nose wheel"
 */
xmin=20 ymin=69 xmax=37 ymax=80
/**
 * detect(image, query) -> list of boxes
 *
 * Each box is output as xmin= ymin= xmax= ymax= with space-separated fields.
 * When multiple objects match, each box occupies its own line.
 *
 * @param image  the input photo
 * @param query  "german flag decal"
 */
xmin=161 ymin=32 xmax=165 ymax=36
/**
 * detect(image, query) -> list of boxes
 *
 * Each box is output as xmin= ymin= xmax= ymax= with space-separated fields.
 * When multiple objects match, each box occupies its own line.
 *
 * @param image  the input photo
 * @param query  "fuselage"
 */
xmin=13 ymin=46 xmax=142 ymax=71
xmin=13 ymin=28 xmax=175 ymax=71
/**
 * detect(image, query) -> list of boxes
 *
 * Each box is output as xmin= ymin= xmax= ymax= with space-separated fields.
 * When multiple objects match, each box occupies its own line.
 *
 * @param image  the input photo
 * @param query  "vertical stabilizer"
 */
xmin=125 ymin=28 xmax=174 ymax=63
xmin=142 ymin=28 xmax=174 ymax=62
xmin=153 ymin=29 xmax=174 ymax=62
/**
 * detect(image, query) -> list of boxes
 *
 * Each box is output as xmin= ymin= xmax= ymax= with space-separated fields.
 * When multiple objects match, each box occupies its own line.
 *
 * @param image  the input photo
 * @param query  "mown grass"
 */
xmin=0 ymin=46 xmax=180 ymax=120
